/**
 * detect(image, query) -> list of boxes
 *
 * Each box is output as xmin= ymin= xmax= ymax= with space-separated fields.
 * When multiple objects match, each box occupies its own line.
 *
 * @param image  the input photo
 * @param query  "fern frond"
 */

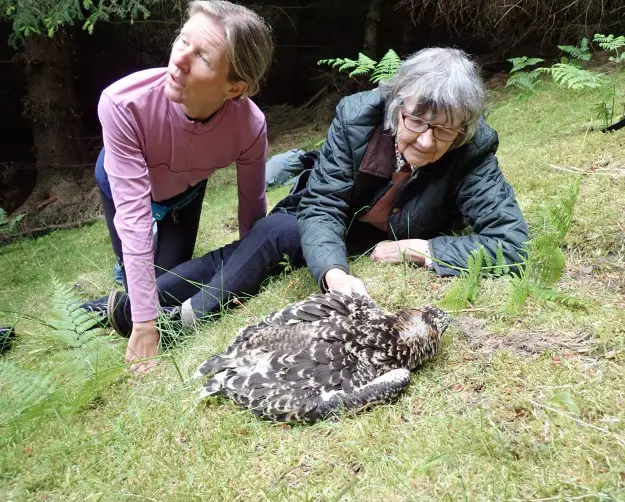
xmin=504 ymin=270 xmax=531 ymax=315
xmin=539 ymin=63 xmax=605 ymax=89
xmin=507 ymin=56 xmax=545 ymax=73
xmin=439 ymin=247 xmax=485 ymax=314
xmin=317 ymin=57 xmax=356 ymax=70
xmin=593 ymin=34 xmax=625 ymax=53
xmin=0 ymin=280 xmax=125 ymax=430
xmin=494 ymin=242 xmax=508 ymax=276
xmin=558 ymin=38 xmax=591 ymax=61
xmin=594 ymin=100 xmax=611 ymax=127
xmin=318 ymin=53 xmax=377 ymax=80
xmin=371 ymin=49 xmax=401 ymax=83
xmin=506 ymin=71 xmax=541 ymax=92
xmin=531 ymin=286 xmax=588 ymax=309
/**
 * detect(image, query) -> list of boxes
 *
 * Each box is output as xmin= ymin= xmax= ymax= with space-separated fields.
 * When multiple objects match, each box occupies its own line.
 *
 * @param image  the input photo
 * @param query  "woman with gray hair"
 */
xmin=289 ymin=46 xmax=528 ymax=295
xmin=88 ymin=0 xmax=274 ymax=372
xmin=85 ymin=47 xmax=528 ymax=351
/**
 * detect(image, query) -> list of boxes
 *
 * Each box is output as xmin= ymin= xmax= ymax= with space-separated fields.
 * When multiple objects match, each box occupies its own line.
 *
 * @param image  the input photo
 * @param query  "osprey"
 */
xmin=195 ymin=291 xmax=451 ymax=424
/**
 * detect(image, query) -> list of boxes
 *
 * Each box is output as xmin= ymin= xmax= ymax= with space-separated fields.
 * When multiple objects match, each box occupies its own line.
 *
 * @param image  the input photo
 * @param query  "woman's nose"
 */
xmin=416 ymin=128 xmax=436 ymax=150
xmin=171 ymin=47 xmax=192 ymax=71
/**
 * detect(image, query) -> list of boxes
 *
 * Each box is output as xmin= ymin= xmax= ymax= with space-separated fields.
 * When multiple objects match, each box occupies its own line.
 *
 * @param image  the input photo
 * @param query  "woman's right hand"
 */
xmin=323 ymin=268 xmax=368 ymax=296
xmin=125 ymin=320 xmax=160 ymax=373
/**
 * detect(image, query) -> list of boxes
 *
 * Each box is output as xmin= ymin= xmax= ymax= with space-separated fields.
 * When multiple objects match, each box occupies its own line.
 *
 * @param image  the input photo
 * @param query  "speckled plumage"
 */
xmin=195 ymin=291 xmax=451 ymax=424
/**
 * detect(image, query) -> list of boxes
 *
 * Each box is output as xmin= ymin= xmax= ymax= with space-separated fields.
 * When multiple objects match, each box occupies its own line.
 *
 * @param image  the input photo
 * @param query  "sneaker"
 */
xmin=107 ymin=291 xmax=184 ymax=340
xmin=80 ymin=296 xmax=110 ymax=326
xmin=107 ymin=290 xmax=133 ymax=338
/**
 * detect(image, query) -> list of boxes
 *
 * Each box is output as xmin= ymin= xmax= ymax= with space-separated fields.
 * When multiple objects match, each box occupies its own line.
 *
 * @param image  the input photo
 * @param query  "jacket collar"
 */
xmin=358 ymin=128 xmax=396 ymax=178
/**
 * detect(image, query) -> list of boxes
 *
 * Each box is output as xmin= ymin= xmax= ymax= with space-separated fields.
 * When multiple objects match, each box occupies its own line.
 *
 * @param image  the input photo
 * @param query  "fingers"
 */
xmin=125 ymin=327 xmax=160 ymax=373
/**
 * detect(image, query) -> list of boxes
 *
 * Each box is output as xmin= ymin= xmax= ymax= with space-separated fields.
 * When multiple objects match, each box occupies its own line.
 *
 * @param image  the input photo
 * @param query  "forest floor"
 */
xmin=0 ymin=75 xmax=624 ymax=500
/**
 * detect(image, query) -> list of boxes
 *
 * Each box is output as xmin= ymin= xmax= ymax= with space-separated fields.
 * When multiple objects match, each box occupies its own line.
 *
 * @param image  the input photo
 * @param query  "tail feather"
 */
xmin=194 ymin=354 xmax=234 ymax=378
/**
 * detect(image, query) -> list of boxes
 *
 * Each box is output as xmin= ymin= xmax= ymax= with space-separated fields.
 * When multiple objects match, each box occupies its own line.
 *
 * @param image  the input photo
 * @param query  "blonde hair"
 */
xmin=188 ymin=0 xmax=274 ymax=98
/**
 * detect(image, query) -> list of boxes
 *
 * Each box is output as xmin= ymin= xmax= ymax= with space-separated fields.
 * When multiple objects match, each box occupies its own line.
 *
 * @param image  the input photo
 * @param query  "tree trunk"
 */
xmin=362 ymin=0 xmax=384 ymax=58
xmin=17 ymin=31 xmax=97 ymax=225
xmin=400 ymin=17 xmax=415 ymax=55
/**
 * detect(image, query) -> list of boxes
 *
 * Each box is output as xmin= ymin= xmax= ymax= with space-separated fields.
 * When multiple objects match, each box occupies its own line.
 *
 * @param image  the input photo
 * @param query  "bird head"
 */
xmin=395 ymin=305 xmax=452 ymax=352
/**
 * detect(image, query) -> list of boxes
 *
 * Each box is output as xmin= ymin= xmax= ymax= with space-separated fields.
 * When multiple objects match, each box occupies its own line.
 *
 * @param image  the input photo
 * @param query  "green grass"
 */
xmin=1 ymin=74 xmax=625 ymax=500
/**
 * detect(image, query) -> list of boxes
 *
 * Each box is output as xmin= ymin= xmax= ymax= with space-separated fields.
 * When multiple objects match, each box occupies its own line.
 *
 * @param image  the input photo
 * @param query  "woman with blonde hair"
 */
xmin=89 ymin=1 xmax=274 ymax=371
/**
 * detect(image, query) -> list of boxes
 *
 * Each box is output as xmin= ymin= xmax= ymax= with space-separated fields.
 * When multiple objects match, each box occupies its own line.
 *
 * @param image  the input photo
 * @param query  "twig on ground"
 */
xmin=548 ymin=164 xmax=625 ymax=177
xmin=280 ymin=278 xmax=299 ymax=308
xmin=34 ymin=196 xmax=58 ymax=212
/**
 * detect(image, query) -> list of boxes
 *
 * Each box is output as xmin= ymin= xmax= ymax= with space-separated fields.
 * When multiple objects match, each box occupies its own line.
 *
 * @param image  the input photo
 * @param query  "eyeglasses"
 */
xmin=400 ymin=111 xmax=464 ymax=142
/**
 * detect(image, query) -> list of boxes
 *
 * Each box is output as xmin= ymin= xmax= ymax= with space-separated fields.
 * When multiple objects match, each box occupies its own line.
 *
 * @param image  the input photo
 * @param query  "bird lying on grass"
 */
xmin=194 ymin=291 xmax=451 ymax=424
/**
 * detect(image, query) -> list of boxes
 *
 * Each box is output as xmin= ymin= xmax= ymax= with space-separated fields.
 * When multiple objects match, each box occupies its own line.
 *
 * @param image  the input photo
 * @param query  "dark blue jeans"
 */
xmin=155 ymin=212 xmax=305 ymax=318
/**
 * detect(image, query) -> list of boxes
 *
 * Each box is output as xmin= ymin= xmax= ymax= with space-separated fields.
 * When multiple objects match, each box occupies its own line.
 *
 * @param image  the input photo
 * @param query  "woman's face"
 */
xmin=165 ymin=12 xmax=247 ymax=119
xmin=396 ymin=106 xmax=462 ymax=167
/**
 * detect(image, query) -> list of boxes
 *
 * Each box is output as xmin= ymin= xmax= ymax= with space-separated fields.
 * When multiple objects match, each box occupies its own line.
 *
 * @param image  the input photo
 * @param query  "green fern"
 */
xmin=539 ymin=63 xmax=605 ymax=89
xmin=558 ymin=38 xmax=592 ymax=61
xmin=505 ymin=180 xmax=580 ymax=313
xmin=506 ymin=71 xmax=542 ymax=93
xmin=593 ymin=33 xmax=625 ymax=62
xmin=0 ymin=207 xmax=26 ymax=235
xmin=370 ymin=49 xmax=401 ymax=83
xmin=506 ymin=57 xmax=545 ymax=93
xmin=504 ymin=269 xmax=531 ymax=315
xmin=531 ymin=286 xmax=586 ymax=309
xmin=0 ymin=279 xmax=125 ymax=429
xmin=318 ymin=49 xmax=400 ymax=83
xmin=507 ymin=56 xmax=545 ymax=72
xmin=439 ymin=247 xmax=485 ymax=314
xmin=318 ymin=53 xmax=376 ymax=78
xmin=494 ymin=242 xmax=508 ymax=276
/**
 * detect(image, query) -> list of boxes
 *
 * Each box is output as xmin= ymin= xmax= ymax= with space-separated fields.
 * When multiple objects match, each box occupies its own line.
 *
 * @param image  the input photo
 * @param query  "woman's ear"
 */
xmin=225 ymin=80 xmax=249 ymax=100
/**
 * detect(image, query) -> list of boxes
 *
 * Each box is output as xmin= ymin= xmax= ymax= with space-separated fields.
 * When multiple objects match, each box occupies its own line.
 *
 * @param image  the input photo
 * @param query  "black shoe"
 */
xmin=107 ymin=291 xmax=133 ymax=338
xmin=107 ymin=291 xmax=183 ymax=341
xmin=80 ymin=296 xmax=110 ymax=327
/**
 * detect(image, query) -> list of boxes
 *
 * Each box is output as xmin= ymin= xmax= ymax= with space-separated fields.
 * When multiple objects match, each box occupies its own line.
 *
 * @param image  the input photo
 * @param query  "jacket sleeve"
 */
xmin=297 ymin=100 xmax=355 ymax=290
xmin=429 ymin=149 xmax=528 ymax=276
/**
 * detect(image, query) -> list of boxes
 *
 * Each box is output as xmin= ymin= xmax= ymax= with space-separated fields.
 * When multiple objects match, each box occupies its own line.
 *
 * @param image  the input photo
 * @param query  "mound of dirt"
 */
xmin=453 ymin=315 xmax=593 ymax=356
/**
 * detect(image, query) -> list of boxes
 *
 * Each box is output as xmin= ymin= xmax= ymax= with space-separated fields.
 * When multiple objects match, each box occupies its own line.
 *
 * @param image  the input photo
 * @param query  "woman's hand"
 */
xmin=371 ymin=239 xmax=428 ymax=265
xmin=126 ymin=320 xmax=160 ymax=373
xmin=324 ymin=268 xmax=368 ymax=296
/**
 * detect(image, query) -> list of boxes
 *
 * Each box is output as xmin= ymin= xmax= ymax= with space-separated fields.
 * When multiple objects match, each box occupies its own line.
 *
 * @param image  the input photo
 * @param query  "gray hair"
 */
xmin=188 ymin=0 xmax=274 ymax=98
xmin=379 ymin=47 xmax=485 ymax=148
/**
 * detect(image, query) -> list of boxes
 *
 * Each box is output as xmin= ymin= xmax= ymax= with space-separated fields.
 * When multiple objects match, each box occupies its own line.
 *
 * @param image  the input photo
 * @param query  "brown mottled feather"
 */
xmin=195 ymin=291 xmax=451 ymax=424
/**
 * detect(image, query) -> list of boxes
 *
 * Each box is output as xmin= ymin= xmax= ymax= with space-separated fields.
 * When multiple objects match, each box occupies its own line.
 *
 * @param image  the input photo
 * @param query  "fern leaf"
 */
xmin=593 ymin=34 xmax=625 ymax=53
xmin=558 ymin=38 xmax=592 ymax=61
xmin=0 ymin=280 xmax=126 ymax=429
xmin=539 ymin=63 xmax=605 ymax=89
xmin=506 ymin=71 xmax=541 ymax=92
xmin=371 ymin=49 xmax=401 ymax=83
xmin=531 ymin=286 xmax=587 ymax=309
xmin=504 ymin=271 xmax=531 ymax=315
xmin=439 ymin=247 xmax=485 ymax=314
xmin=494 ymin=242 xmax=508 ymax=274
xmin=507 ymin=56 xmax=544 ymax=73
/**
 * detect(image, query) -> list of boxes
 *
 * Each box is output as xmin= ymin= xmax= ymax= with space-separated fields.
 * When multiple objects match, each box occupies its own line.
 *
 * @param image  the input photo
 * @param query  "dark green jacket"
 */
xmin=274 ymin=89 xmax=528 ymax=289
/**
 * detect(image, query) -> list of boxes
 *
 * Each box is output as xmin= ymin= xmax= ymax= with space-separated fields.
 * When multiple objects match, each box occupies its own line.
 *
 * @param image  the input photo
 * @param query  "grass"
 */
xmin=1 ymin=74 xmax=625 ymax=500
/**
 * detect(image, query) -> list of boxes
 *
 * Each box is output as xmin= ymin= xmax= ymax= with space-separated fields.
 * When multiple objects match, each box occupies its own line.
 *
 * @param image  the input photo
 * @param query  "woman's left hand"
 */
xmin=371 ymin=239 xmax=428 ymax=265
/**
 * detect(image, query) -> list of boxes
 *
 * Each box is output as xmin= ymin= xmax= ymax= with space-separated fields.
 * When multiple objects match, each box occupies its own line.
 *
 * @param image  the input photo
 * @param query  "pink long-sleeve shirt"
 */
xmin=98 ymin=68 xmax=268 ymax=322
